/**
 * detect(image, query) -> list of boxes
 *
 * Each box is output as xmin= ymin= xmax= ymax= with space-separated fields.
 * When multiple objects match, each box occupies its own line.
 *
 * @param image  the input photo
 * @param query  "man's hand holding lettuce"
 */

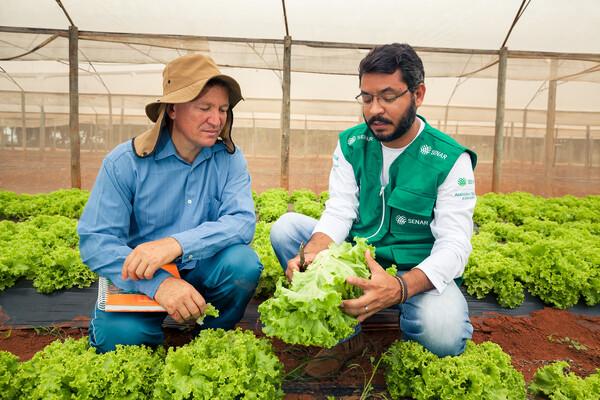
xmin=258 ymin=238 xmax=396 ymax=348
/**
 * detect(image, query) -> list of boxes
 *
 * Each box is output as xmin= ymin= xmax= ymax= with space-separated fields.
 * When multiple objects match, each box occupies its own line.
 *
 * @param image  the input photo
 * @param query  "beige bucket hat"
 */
xmin=133 ymin=53 xmax=243 ymax=157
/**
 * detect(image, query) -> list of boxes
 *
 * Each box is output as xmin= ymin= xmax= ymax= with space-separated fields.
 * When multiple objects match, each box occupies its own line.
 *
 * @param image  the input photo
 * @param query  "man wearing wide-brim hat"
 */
xmin=78 ymin=53 xmax=262 ymax=353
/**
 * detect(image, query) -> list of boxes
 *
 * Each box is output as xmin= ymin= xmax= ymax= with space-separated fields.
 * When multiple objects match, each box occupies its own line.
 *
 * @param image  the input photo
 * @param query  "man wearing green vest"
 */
xmin=270 ymin=43 xmax=477 ymax=377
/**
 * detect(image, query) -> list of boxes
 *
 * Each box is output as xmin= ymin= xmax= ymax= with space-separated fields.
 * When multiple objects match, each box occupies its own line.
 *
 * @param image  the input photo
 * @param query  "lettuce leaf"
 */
xmin=195 ymin=303 xmax=219 ymax=325
xmin=258 ymin=238 xmax=374 ymax=348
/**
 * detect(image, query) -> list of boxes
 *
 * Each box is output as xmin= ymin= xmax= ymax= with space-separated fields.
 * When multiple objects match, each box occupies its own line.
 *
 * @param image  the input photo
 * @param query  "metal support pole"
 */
xmin=51 ymin=121 xmax=56 ymax=150
xmin=443 ymin=105 xmax=449 ymax=132
xmin=509 ymin=121 xmax=514 ymax=162
xmin=553 ymin=127 xmax=559 ymax=166
xmin=92 ymin=115 xmax=98 ymax=151
xmin=20 ymin=92 xmax=26 ymax=151
xmin=586 ymin=125 xmax=592 ymax=178
xmin=40 ymin=104 xmax=46 ymax=151
xmin=492 ymin=47 xmax=508 ymax=192
xmin=119 ymin=97 xmax=125 ymax=143
xmin=544 ymin=60 xmax=558 ymax=195
xmin=251 ymin=113 xmax=256 ymax=156
xmin=521 ymin=109 xmax=528 ymax=166
xmin=279 ymin=35 xmax=291 ymax=190
xmin=108 ymin=94 xmax=113 ymax=150
xmin=69 ymin=25 xmax=81 ymax=188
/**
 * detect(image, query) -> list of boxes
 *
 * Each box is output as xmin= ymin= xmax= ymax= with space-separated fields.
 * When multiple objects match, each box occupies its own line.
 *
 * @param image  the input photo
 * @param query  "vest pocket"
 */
xmin=387 ymin=187 xmax=435 ymax=234
xmin=391 ymin=244 xmax=433 ymax=266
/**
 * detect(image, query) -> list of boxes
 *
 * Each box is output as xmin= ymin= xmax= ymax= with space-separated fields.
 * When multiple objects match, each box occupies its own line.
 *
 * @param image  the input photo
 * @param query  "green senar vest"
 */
xmin=340 ymin=116 xmax=477 ymax=270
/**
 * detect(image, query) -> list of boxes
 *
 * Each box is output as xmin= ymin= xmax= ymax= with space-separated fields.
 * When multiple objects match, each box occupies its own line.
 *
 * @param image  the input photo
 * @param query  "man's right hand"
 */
xmin=154 ymin=277 xmax=206 ymax=323
xmin=286 ymin=252 xmax=316 ymax=281
xmin=285 ymin=233 xmax=334 ymax=281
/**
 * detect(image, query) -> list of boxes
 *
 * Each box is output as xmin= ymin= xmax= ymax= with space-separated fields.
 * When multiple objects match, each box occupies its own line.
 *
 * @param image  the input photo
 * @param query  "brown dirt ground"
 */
xmin=1 ymin=308 xmax=598 ymax=399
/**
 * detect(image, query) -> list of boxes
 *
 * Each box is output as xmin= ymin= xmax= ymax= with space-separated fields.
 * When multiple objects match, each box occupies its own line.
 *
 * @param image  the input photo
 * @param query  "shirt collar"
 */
xmin=154 ymin=125 xmax=177 ymax=161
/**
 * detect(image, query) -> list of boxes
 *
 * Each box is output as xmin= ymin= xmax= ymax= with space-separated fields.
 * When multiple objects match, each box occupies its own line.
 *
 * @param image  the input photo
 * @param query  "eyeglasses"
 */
xmin=355 ymin=88 xmax=410 ymax=106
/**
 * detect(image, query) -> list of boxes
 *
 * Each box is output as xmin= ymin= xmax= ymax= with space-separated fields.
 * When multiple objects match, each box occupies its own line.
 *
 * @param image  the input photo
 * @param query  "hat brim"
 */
xmin=145 ymin=74 xmax=242 ymax=122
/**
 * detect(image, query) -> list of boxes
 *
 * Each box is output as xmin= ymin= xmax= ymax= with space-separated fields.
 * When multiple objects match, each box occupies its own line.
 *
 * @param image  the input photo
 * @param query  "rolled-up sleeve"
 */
xmin=77 ymin=156 xmax=171 ymax=298
xmin=171 ymin=150 xmax=256 ymax=263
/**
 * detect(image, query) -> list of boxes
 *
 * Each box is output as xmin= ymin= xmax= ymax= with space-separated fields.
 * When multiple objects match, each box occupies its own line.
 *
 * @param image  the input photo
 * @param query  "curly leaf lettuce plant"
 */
xmin=14 ymin=337 xmax=164 ymax=400
xmin=529 ymin=361 xmax=600 ymax=400
xmin=256 ymin=188 xmax=289 ymax=223
xmin=258 ymin=238 xmax=374 ymax=348
xmin=0 ymin=189 xmax=89 ymax=221
xmin=382 ymin=340 xmax=526 ymax=400
xmin=0 ymin=215 xmax=96 ymax=293
xmin=0 ymin=350 xmax=19 ymax=400
xmin=153 ymin=328 xmax=284 ymax=400
xmin=15 ymin=337 xmax=105 ymax=399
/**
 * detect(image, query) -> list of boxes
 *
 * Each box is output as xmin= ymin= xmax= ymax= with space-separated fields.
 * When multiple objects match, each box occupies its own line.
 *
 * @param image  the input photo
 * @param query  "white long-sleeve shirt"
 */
xmin=313 ymin=118 xmax=476 ymax=294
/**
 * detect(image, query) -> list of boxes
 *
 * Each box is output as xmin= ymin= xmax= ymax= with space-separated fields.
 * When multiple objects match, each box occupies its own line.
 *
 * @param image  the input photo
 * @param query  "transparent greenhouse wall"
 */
xmin=0 ymin=34 xmax=599 ymax=196
xmin=1 ymin=108 xmax=598 ymax=197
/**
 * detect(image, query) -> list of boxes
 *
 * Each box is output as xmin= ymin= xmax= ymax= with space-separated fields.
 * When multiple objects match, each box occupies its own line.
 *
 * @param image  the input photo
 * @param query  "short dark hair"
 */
xmin=204 ymin=77 xmax=230 ymax=92
xmin=359 ymin=43 xmax=425 ymax=92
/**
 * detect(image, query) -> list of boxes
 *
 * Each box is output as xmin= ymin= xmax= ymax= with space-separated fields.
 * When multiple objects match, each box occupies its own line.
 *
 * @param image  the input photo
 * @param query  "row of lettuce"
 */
xmin=467 ymin=192 xmax=599 ymax=309
xmin=253 ymin=189 xmax=600 ymax=309
xmin=0 ymin=188 xmax=598 ymax=310
xmin=1 ymin=189 xmax=599 ymax=398
xmin=0 ymin=329 xmax=597 ymax=400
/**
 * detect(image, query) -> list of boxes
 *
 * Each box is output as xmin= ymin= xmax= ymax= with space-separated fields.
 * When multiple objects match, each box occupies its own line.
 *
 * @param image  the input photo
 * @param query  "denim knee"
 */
xmin=270 ymin=213 xmax=297 ymax=253
xmin=88 ymin=308 xmax=164 ymax=353
xmin=400 ymin=283 xmax=473 ymax=357
xmin=270 ymin=212 xmax=316 ymax=269
xmin=223 ymin=244 xmax=263 ymax=295
xmin=197 ymin=245 xmax=262 ymax=330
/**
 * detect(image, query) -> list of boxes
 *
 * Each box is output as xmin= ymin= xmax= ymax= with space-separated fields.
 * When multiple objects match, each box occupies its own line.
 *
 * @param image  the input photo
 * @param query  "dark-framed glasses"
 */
xmin=355 ymin=88 xmax=410 ymax=105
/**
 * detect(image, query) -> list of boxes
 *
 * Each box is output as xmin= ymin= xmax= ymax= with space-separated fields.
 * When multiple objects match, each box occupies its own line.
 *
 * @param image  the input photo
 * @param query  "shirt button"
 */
xmin=187 ymin=199 xmax=192 ymax=204
xmin=188 ymin=255 xmax=193 ymax=261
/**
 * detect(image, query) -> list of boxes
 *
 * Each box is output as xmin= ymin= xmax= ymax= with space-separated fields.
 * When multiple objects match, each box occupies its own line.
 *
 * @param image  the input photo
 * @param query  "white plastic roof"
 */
xmin=4 ymin=0 xmax=600 ymax=52
xmin=1 ymin=0 xmax=599 ymax=117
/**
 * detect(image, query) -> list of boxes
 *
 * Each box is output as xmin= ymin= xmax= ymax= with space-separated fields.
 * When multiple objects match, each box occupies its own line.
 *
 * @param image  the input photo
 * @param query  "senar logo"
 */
xmin=347 ymin=135 xmax=374 ymax=145
xmin=457 ymin=177 xmax=466 ymax=186
xmin=395 ymin=215 xmax=407 ymax=225
xmin=420 ymin=144 xmax=447 ymax=160
xmin=396 ymin=214 xmax=430 ymax=226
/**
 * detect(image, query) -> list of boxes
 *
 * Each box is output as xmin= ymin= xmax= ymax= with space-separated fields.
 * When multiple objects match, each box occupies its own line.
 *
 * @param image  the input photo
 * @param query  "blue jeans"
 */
xmin=270 ymin=212 xmax=473 ymax=357
xmin=89 ymin=244 xmax=262 ymax=353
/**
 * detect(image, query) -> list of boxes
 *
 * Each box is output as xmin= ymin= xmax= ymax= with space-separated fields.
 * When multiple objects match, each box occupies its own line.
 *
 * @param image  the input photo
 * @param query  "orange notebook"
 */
xmin=97 ymin=263 xmax=180 ymax=312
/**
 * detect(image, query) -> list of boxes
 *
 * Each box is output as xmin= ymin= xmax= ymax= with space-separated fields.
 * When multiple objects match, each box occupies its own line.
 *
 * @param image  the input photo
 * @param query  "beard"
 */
xmin=366 ymin=95 xmax=417 ymax=143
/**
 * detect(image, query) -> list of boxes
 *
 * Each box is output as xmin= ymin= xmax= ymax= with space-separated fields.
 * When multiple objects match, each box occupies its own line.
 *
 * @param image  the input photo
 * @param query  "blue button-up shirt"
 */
xmin=77 ymin=128 xmax=256 ymax=298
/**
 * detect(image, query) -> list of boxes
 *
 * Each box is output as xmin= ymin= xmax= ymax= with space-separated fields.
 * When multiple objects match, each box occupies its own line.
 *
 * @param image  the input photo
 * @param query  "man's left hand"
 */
xmin=122 ymin=237 xmax=182 ymax=280
xmin=341 ymin=250 xmax=401 ymax=322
